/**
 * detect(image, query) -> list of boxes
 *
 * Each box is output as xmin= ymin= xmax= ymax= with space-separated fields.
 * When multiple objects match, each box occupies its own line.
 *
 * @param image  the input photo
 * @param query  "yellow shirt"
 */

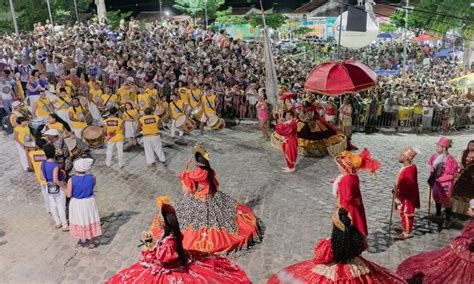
xmin=9 ymin=111 xmax=23 ymax=127
xmin=145 ymin=88 xmax=158 ymax=98
xmin=47 ymin=122 xmax=65 ymax=133
xmin=28 ymin=150 xmax=47 ymax=185
xmin=69 ymin=106 xmax=88 ymax=129
xmin=201 ymin=94 xmax=217 ymax=116
xmin=16 ymin=81 xmax=25 ymax=100
xmin=122 ymin=109 xmax=139 ymax=121
xmin=169 ymin=100 xmax=185 ymax=120
xmin=136 ymin=93 xmax=151 ymax=111
xmin=56 ymin=95 xmax=72 ymax=110
xmin=100 ymin=94 xmax=117 ymax=109
xmin=36 ymin=98 xmax=52 ymax=117
xmin=189 ymin=89 xmax=202 ymax=108
xmin=14 ymin=125 xmax=32 ymax=145
xmin=56 ymin=85 xmax=72 ymax=96
xmin=88 ymin=80 xmax=102 ymax=90
xmin=90 ymin=88 xmax=104 ymax=104
xmin=414 ymin=105 xmax=423 ymax=115
xmin=139 ymin=115 xmax=160 ymax=136
xmin=103 ymin=117 xmax=124 ymax=142
xmin=118 ymin=86 xmax=137 ymax=104
xmin=178 ymin=87 xmax=190 ymax=104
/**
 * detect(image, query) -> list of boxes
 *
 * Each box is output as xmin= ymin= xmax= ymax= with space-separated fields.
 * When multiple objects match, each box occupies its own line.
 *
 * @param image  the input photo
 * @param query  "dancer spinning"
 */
xmin=150 ymin=143 xmax=260 ymax=254
xmin=107 ymin=196 xmax=251 ymax=284
xmin=333 ymin=149 xmax=381 ymax=237
xmin=428 ymin=136 xmax=459 ymax=228
xmin=394 ymin=147 xmax=420 ymax=240
xmin=268 ymin=208 xmax=406 ymax=284
xmin=275 ymin=111 xmax=298 ymax=173
xmin=397 ymin=199 xmax=474 ymax=283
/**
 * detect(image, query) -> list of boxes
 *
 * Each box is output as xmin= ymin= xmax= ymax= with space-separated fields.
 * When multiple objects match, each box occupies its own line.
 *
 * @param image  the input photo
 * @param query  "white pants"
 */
xmin=57 ymin=109 xmax=72 ymax=127
xmin=171 ymin=120 xmax=183 ymax=138
xmin=28 ymin=95 xmax=40 ymax=107
xmin=40 ymin=184 xmax=50 ymax=213
xmin=72 ymin=127 xmax=84 ymax=138
xmin=106 ymin=141 xmax=124 ymax=167
xmin=143 ymin=135 xmax=166 ymax=164
xmin=49 ymin=189 xmax=67 ymax=227
xmin=15 ymin=142 xmax=29 ymax=171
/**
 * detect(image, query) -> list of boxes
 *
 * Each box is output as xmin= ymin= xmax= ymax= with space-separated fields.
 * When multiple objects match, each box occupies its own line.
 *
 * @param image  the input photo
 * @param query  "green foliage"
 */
xmin=248 ymin=13 xmax=288 ymax=30
xmin=215 ymin=7 xmax=247 ymax=26
xmin=292 ymin=27 xmax=312 ymax=36
xmin=390 ymin=0 xmax=474 ymax=40
xmin=173 ymin=0 xmax=225 ymax=19
xmin=379 ymin=22 xmax=397 ymax=33
xmin=104 ymin=10 xmax=133 ymax=28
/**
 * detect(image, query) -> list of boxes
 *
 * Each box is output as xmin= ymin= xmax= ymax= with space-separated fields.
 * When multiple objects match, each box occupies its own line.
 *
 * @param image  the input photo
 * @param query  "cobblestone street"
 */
xmin=0 ymin=128 xmax=471 ymax=283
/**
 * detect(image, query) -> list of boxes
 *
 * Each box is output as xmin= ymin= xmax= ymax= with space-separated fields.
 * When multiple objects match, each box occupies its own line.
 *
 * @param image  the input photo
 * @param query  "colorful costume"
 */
xmin=397 ymin=220 xmax=474 ymax=283
xmin=151 ymin=144 xmax=260 ymax=254
xmin=396 ymin=164 xmax=420 ymax=235
xmin=275 ymin=118 xmax=298 ymax=170
xmin=428 ymin=153 xmax=459 ymax=207
xmin=451 ymin=151 xmax=474 ymax=215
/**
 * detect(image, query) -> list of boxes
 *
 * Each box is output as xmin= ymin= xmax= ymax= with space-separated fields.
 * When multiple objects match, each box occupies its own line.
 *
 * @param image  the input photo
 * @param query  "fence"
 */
xmin=352 ymin=103 xmax=473 ymax=133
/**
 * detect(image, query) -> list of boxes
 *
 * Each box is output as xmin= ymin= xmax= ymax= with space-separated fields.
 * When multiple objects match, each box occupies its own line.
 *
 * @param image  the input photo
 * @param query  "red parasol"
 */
xmin=280 ymin=92 xmax=297 ymax=100
xmin=304 ymin=60 xmax=377 ymax=96
xmin=412 ymin=34 xmax=437 ymax=42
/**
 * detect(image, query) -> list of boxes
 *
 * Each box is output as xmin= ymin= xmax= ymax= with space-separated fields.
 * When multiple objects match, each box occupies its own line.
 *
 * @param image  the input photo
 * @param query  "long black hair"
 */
xmin=195 ymin=152 xmax=217 ymax=195
xmin=162 ymin=212 xmax=187 ymax=266
xmin=461 ymin=140 xmax=474 ymax=167
xmin=49 ymin=113 xmax=72 ymax=132
xmin=331 ymin=209 xmax=366 ymax=263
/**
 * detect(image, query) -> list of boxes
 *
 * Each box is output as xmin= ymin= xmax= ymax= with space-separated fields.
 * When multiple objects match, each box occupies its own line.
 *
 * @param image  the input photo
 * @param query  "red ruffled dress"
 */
xmin=397 ymin=220 xmax=474 ymax=283
xmin=337 ymin=174 xmax=368 ymax=237
xmin=268 ymin=239 xmax=406 ymax=284
xmin=106 ymin=235 xmax=251 ymax=284
xmin=275 ymin=119 xmax=298 ymax=170
xmin=150 ymin=168 xmax=260 ymax=254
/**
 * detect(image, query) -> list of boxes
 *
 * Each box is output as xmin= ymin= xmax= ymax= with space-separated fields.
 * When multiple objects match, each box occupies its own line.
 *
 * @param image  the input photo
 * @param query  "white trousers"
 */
xmin=143 ymin=135 xmax=166 ymax=164
xmin=171 ymin=120 xmax=183 ymax=137
xmin=49 ymin=189 xmax=67 ymax=227
xmin=40 ymin=184 xmax=50 ymax=213
xmin=57 ymin=109 xmax=72 ymax=127
xmin=106 ymin=141 xmax=124 ymax=167
xmin=15 ymin=142 xmax=29 ymax=171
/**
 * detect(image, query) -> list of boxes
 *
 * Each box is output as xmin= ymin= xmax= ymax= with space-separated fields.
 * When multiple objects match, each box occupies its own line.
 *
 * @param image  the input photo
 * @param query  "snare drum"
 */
xmin=64 ymin=137 xmax=82 ymax=159
xmin=82 ymin=125 xmax=105 ymax=148
xmin=174 ymin=115 xmax=187 ymax=128
xmin=206 ymin=115 xmax=219 ymax=128
xmin=192 ymin=106 xmax=203 ymax=121
xmin=24 ymin=141 xmax=37 ymax=151
xmin=211 ymin=118 xmax=226 ymax=131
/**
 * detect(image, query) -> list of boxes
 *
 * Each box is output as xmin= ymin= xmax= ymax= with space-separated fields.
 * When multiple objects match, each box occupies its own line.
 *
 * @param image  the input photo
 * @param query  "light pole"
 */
xmin=46 ymin=0 xmax=54 ymax=26
xmin=8 ymin=0 xmax=19 ymax=35
xmin=402 ymin=0 xmax=409 ymax=74
xmin=159 ymin=0 xmax=163 ymax=24
xmin=204 ymin=0 xmax=208 ymax=28
xmin=74 ymin=0 xmax=79 ymax=22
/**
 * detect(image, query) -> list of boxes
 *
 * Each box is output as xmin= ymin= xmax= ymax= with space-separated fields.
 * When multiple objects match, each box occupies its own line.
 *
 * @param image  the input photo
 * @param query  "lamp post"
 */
xmin=159 ymin=0 xmax=163 ymax=24
xmin=46 ymin=0 xmax=54 ymax=26
xmin=204 ymin=0 xmax=208 ymax=28
xmin=402 ymin=0 xmax=409 ymax=74
xmin=8 ymin=0 xmax=19 ymax=35
xmin=74 ymin=0 xmax=79 ymax=22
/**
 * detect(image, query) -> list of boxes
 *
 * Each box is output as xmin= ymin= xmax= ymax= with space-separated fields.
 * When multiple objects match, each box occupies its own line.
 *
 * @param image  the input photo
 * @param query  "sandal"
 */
xmin=87 ymin=240 xmax=99 ymax=249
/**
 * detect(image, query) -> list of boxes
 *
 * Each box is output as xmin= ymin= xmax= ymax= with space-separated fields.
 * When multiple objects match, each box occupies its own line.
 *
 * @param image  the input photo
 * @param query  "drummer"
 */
xmin=46 ymin=113 xmax=71 ymax=137
xmin=118 ymin=77 xmax=137 ymax=106
xmin=14 ymin=117 xmax=33 ymax=172
xmin=136 ymin=87 xmax=151 ymax=116
xmin=55 ymin=87 xmax=72 ymax=126
xmin=199 ymin=84 xmax=217 ymax=136
xmin=144 ymin=82 xmax=159 ymax=105
xmin=68 ymin=97 xmax=88 ymax=138
xmin=32 ymin=90 xmax=54 ymax=121
xmin=99 ymin=86 xmax=117 ymax=110
xmin=168 ymin=94 xmax=185 ymax=138
xmin=10 ymin=101 xmax=25 ymax=128
xmin=89 ymin=81 xmax=103 ymax=106
xmin=188 ymin=82 xmax=202 ymax=111
xmin=103 ymin=107 xmax=125 ymax=168
xmin=122 ymin=101 xmax=139 ymax=148
xmin=138 ymin=107 xmax=166 ymax=167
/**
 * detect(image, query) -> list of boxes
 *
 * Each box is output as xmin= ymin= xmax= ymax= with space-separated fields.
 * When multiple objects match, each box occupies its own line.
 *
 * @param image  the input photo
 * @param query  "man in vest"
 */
xmin=28 ymin=138 xmax=50 ymax=213
xmin=168 ymin=94 xmax=184 ymax=138
xmin=14 ymin=116 xmax=33 ymax=171
xmin=103 ymin=107 xmax=125 ymax=168
xmin=138 ymin=107 xmax=166 ymax=167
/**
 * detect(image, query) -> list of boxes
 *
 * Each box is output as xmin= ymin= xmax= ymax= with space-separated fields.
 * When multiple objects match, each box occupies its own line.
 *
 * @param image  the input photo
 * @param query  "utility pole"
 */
xmin=159 ymin=0 xmax=163 ymax=24
xmin=8 ymin=0 xmax=19 ymax=36
xmin=402 ymin=0 xmax=409 ymax=74
xmin=74 ymin=0 xmax=80 ymax=22
xmin=336 ymin=5 xmax=343 ymax=60
xmin=46 ymin=0 xmax=54 ymax=26
xmin=204 ymin=0 xmax=209 ymax=28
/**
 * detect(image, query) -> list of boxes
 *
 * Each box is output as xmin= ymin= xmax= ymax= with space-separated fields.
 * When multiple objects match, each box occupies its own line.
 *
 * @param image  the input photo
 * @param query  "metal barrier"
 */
xmin=352 ymin=103 xmax=472 ymax=132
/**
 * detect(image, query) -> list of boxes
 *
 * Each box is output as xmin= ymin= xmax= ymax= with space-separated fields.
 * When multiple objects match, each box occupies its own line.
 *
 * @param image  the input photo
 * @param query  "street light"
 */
xmin=204 ymin=0 xmax=209 ymax=28
xmin=8 ymin=0 xmax=19 ymax=35
xmin=165 ymin=10 xmax=171 ymax=17
xmin=46 ymin=0 xmax=54 ymax=26
xmin=402 ymin=0 xmax=409 ymax=74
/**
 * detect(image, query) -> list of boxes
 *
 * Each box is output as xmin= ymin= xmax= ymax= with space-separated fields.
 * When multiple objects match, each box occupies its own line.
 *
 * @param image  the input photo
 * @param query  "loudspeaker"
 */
xmin=346 ymin=6 xmax=367 ymax=32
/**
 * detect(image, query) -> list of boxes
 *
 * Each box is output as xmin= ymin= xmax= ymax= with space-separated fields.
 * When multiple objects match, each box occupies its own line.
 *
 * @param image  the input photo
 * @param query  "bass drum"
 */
xmin=82 ymin=125 xmax=105 ymax=149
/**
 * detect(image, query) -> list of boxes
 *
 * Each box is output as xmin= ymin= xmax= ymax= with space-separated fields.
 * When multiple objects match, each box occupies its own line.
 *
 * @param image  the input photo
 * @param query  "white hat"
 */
xmin=44 ymin=129 xmax=60 ymax=136
xmin=12 ymin=101 xmax=21 ymax=108
xmin=127 ymin=76 xmax=134 ymax=82
xmin=74 ymin=158 xmax=94 ymax=172
xmin=470 ymin=199 xmax=474 ymax=209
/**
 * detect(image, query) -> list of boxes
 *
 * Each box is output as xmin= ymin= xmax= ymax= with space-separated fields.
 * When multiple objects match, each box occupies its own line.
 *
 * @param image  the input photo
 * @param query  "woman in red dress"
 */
xmin=107 ymin=196 xmax=251 ymax=284
xmin=275 ymin=111 xmax=298 ymax=173
xmin=268 ymin=208 xmax=406 ymax=284
xmin=396 ymin=201 xmax=474 ymax=284
xmin=150 ymin=143 xmax=261 ymax=254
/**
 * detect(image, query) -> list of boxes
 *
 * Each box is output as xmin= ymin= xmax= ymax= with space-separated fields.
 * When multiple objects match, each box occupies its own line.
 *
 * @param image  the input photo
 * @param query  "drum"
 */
xmin=174 ymin=115 xmax=187 ymax=128
xmin=155 ymin=102 xmax=167 ymax=116
xmin=182 ymin=119 xmax=196 ymax=133
xmin=192 ymin=106 xmax=204 ymax=121
xmin=82 ymin=125 xmax=105 ymax=148
xmin=64 ymin=137 xmax=82 ymax=159
xmin=24 ymin=141 xmax=37 ymax=151
xmin=211 ymin=118 xmax=226 ymax=131
xmin=206 ymin=115 xmax=219 ymax=128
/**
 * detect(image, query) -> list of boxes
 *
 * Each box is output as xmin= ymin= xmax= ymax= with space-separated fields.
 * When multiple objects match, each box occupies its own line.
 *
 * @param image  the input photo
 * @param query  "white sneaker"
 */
xmin=282 ymin=167 xmax=296 ymax=173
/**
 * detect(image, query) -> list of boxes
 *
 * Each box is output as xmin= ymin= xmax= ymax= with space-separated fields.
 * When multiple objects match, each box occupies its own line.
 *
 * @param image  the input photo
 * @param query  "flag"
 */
xmin=262 ymin=27 xmax=279 ymax=107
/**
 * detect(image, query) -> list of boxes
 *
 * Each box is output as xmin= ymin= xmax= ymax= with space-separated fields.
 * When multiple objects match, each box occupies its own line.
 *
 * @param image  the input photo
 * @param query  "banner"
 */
xmin=263 ymin=27 xmax=278 ymax=107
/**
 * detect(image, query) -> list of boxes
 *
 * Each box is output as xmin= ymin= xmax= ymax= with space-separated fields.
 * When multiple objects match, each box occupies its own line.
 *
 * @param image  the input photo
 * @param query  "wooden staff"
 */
xmin=388 ymin=186 xmax=396 ymax=237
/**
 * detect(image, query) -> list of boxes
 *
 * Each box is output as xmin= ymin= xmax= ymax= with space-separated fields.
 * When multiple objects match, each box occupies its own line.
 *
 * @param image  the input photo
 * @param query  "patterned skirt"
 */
xmin=69 ymin=197 xmax=102 ymax=240
xmin=151 ymin=191 xmax=260 ymax=254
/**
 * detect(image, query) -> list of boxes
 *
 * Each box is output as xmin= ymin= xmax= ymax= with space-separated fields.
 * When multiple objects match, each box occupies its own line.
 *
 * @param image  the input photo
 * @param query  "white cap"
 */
xmin=12 ymin=101 xmax=21 ymax=108
xmin=44 ymin=129 xmax=60 ymax=136
xmin=127 ymin=76 xmax=134 ymax=82
xmin=74 ymin=158 xmax=94 ymax=172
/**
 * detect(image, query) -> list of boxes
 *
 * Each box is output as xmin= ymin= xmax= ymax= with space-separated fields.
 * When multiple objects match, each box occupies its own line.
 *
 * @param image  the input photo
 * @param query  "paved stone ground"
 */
xmin=0 ymin=127 xmax=471 ymax=283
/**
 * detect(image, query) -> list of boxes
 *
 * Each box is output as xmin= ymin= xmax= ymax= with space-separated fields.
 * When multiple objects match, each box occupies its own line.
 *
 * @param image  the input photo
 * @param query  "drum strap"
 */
xmin=171 ymin=102 xmax=183 ymax=114
xmin=191 ymin=90 xmax=199 ymax=102
xmin=59 ymin=96 xmax=71 ymax=107
xmin=205 ymin=96 xmax=214 ymax=111
xmin=104 ymin=94 xmax=113 ymax=106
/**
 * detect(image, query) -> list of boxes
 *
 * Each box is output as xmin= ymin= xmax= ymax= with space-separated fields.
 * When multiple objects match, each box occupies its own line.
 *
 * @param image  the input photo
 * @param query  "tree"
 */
xmin=248 ymin=13 xmax=288 ymax=30
xmin=214 ymin=7 xmax=247 ymax=26
xmin=173 ymin=0 xmax=225 ymax=19
xmin=292 ymin=27 xmax=313 ymax=37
